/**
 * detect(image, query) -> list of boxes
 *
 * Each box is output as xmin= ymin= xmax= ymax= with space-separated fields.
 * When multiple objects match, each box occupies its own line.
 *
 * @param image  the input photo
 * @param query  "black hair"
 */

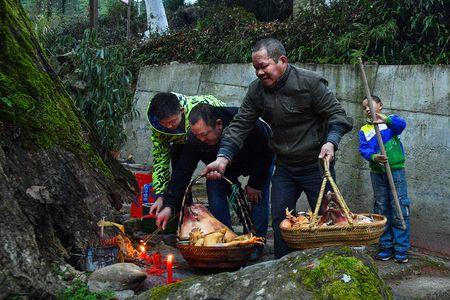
xmin=189 ymin=104 xmax=220 ymax=128
xmin=363 ymin=95 xmax=382 ymax=103
xmin=251 ymin=38 xmax=286 ymax=63
xmin=148 ymin=92 xmax=181 ymax=120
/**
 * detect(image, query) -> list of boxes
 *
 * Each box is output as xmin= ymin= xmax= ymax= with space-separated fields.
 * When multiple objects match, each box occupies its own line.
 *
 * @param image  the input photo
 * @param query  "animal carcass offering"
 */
xmin=180 ymin=204 xmax=264 ymax=247
xmin=280 ymin=191 xmax=375 ymax=229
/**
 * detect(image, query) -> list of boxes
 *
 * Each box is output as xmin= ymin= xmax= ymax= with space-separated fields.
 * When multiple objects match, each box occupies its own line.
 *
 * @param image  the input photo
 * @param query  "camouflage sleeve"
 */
xmin=150 ymin=131 xmax=171 ymax=197
xmin=202 ymin=95 xmax=226 ymax=107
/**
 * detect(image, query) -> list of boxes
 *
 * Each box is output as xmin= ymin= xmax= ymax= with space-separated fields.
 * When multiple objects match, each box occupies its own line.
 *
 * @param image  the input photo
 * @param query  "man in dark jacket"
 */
xmin=204 ymin=38 xmax=353 ymax=258
xmin=154 ymin=104 xmax=274 ymax=242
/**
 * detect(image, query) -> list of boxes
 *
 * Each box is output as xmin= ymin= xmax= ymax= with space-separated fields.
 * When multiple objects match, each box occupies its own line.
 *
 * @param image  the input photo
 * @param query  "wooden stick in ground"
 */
xmin=358 ymin=58 xmax=406 ymax=230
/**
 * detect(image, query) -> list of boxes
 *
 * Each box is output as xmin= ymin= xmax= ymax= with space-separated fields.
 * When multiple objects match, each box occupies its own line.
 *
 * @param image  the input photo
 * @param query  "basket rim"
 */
xmin=280 ymin=213 xmax=387 ymax=233
xmin=176 ymin=242 xmax=255 ymax=250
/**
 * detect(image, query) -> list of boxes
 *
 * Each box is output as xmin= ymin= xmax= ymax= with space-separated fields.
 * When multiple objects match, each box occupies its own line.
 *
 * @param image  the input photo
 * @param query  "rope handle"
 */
xmin=309 ymin=157 xmax=353 ymax=230
xmin=176 ymin=174 xmax=255 ymax=238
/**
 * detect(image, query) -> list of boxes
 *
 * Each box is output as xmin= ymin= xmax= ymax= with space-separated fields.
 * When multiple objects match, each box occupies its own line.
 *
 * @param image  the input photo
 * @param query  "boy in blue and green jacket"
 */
xmin=358 ymin=95 xmax=411 ymax=263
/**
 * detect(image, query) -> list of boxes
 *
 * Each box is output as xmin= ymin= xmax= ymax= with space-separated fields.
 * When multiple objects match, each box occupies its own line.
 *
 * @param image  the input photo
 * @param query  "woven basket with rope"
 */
xmin=280 ymin=157 xmax=387 ymax=249
xmin=176 ymin=175 xmax=257 ymax=269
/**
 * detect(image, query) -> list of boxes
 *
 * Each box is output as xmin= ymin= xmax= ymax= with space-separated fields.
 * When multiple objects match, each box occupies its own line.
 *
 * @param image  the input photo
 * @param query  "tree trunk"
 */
xmin=127 ymin=0 xmax=132 ymax=40
xmin=143 ymin=0 xmax=169 ymax=37
xmin=45 ymin=0 xmax=52 ymax=17
xmin=0 ymin=0 xmax=135 ymax=297
xmin=89 ymin=0 xmax=98 ymax=28
xmin=35 ymin=0 xmax=42 ymax=14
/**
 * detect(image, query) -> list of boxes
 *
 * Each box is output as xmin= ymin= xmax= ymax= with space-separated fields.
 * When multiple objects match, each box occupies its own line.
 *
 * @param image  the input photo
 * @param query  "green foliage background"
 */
xmin=24 ymin=0 xmax=140 ymax=151
xmin=133 ymin=0 xmax=449 ymax=66
xmin=16 ymin=0 xmax=449 ymax=151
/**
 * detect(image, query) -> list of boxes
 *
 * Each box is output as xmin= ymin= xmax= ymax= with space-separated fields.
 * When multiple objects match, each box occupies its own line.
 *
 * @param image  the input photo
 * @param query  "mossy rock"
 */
xmin=135 ymin=247 xmax=392 ymax=300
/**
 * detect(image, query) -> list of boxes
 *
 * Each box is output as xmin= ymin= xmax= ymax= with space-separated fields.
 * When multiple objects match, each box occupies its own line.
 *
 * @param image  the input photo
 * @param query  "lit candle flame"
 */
xmin=139 ymin=245 xmax=146 ymax=253
xmin=167 ymin=254 xmax=173 ymax=262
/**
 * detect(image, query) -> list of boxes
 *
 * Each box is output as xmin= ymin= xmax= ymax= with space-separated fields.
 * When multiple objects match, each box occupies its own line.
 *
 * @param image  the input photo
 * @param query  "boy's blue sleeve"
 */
xmin=386 ymin=115 xmax=406 ymax=136
xmin=358 ymin=130 xmax=376 ymax=161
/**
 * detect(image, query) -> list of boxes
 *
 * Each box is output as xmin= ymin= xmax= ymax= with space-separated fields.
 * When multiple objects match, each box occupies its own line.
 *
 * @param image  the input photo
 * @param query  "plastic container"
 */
xmin=130 ymin=172 xmax=155 ymax=218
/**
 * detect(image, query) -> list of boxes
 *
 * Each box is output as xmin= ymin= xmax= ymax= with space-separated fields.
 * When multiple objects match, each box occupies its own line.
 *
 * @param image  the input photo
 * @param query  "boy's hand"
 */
xmin=373 ymin=154 xmax=388 ymax=164
xmin=149 ymin=197 xmax=164 ymax=215
xmin=373 ymin=113 xmax=388 ymax=124
xmin=156 ymin=207 xmax=172 ymax=230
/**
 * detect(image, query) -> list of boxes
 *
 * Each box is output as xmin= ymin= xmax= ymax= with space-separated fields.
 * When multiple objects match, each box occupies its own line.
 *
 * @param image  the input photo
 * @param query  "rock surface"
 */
xmin=135 ymin=247 xmax=392 ymax=300
xmin=88 ymin=263 xmax=147 ymax=292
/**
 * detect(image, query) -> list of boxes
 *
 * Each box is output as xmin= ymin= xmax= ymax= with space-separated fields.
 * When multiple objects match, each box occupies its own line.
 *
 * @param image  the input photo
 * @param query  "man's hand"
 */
xmin=373 ymin=154 xmax=388 ymax=164
xmin=245 ymin=185 xmax=262 ymax=203
xmin=149 ymin=196 xmax=164 ymax=215
xmin=203 ymin=157 xmax=230 ymax=180
xmin=318 ymin=142 xmax=335 ymax=161
xmin=373 ymin=113 xmax=388 ymax=124
xmin=156 ymin=207 xmax=172 ymax=230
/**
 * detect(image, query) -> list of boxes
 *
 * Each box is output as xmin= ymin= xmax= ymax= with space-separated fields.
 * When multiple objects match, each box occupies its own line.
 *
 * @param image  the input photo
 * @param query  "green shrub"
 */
xmin=59 ymin=278 xmax=114 ymax=300
xmin=164 ymin=0 xmax=185 ymax=12
xmin=71 ymin=30 xmax=136 ymax=151
xmin=132 ymin=0 xmax=449 ymax=65
xmin=31 ymin=9 xmax=139 ymax=153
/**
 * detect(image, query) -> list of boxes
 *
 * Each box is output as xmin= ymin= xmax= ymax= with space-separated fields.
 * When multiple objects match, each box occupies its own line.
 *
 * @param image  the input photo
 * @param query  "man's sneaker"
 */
xmin=394 ymin=251 xmax=408 ymax=263
xmin=376 ymin=248 xmax=394 ymax=261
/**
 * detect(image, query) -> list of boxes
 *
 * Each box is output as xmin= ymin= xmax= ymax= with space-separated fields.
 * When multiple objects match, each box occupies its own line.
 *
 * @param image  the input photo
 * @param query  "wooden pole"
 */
xmin=358 ymin=58 xmax=406 ymax=230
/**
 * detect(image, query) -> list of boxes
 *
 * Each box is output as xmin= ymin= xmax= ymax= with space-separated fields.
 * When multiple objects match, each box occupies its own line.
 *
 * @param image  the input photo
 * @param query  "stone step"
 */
xmin=388 ymin=276 xmax=450 ymax=299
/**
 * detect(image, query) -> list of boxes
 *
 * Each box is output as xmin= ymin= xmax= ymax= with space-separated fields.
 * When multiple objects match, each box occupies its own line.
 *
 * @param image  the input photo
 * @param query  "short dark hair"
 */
xmin=363 ymin=95 xmax=382 ymax=103
xmin=189 ymin=104 xmax=220 ymax=128
xmin=148 ymin=92 xmax=180 ymax=120
xmin=251 ymin=38 xmax=286 ymax=63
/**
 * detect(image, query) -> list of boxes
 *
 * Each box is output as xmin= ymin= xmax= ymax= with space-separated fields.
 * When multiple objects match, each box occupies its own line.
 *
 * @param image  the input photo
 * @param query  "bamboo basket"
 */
xmin=280 ymin=158 xmax=387 ymax=249
xmin=177 ymin=241 xmax=254 ymax=269
xmin=176 ymin=175 xmax=256 ymax=269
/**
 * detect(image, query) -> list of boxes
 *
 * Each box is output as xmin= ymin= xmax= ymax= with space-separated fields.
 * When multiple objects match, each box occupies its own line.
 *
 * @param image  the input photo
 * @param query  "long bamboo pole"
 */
xmin=358 ymin=58 xmax=406 ymax=230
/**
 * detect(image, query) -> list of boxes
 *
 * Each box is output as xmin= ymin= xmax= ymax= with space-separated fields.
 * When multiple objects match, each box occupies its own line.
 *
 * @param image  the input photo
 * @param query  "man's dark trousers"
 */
xmin=205 ymin=162 xmax=274 ymax=238
xmin=271 ymin=162 xmax=335 ymax=258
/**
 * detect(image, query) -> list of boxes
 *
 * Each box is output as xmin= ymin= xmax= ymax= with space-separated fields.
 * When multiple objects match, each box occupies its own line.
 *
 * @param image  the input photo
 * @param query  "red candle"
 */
xmin=139 ymin=244 xmax=149 ymax=261
xmin=139 ymin=245 xmax=145 ymax=256
xmin=166 ymin=254 xmax=173 ymax=284
xmin=153 ymin=252 xmax=161 ymax=269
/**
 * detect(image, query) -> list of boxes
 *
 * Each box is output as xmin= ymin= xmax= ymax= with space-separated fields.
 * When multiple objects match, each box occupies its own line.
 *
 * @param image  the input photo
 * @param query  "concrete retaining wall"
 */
xmin=123 ymin=63 xmax=450 ymax=256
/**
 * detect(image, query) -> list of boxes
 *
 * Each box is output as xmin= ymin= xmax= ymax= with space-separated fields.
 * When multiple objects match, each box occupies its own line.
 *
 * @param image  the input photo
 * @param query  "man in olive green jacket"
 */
xmin=204 ymin=38 xmax=353 ymax=258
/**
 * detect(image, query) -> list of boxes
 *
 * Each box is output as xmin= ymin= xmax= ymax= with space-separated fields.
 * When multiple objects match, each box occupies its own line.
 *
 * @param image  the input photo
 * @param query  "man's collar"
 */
xmin=264 ymin=64 xmax=291 ymax=92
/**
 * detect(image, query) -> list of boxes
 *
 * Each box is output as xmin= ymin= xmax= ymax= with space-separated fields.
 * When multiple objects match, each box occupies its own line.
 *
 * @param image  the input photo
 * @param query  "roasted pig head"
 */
xmin=179 ymin=203 xmax=237 ymax=241
xmin=318 ymin=191 xmax=348 ymax=226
